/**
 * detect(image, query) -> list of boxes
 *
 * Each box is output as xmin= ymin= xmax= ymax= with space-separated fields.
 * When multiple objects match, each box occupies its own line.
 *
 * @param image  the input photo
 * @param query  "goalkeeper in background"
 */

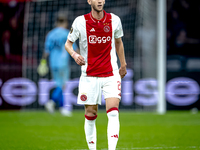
xmin=38 ymin=13 xmax=79 ymax=117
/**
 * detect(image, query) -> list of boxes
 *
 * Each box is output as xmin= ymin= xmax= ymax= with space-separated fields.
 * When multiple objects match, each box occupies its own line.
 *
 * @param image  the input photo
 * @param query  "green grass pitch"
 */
xmin=0 ymin=110 xmax=200 ymax=150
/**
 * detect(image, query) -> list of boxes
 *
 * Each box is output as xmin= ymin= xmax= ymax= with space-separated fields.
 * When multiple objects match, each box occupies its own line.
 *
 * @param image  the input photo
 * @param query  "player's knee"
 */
xmin=85 ymin=110 xmax=97 ymax=116
xmin=107 ymin=107 xmax=119 ymax=117
xmin=85 ymin=105 xmax=98 ymax=116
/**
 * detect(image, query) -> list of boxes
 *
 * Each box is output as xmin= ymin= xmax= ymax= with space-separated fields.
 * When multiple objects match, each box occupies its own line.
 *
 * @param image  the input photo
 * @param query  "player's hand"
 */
xmin=37 ymin=59 xmax=49 ymax=76
xmin=72 ymin=52 xmax=85 ymax=66
xmin=119 ymin=65 xmax=127 ymax=79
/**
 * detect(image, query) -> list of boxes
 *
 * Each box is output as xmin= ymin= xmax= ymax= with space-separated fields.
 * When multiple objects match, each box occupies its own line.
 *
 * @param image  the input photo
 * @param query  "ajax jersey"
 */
xmin=68 ymin=11 xmax=123 ymax=77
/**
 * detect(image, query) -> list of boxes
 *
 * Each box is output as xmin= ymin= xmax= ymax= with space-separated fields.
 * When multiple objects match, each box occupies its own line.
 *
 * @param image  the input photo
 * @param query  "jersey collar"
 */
xmin=89 ymin=10 xmax=107 ymax=23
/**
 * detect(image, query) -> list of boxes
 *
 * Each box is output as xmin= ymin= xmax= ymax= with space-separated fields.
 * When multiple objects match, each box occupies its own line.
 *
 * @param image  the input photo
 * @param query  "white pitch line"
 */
xmin=118 ymin=146 xmax=200 ymax=150
xmin=67 ymin=146 xmax=200 ymax=150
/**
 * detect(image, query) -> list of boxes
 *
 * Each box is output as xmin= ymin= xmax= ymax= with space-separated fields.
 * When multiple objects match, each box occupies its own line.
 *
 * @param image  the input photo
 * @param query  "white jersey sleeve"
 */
xmin=111 ymin=13 xmax=124 ymax=39
xmin=68 ymin=16 xmax=81 ymax=42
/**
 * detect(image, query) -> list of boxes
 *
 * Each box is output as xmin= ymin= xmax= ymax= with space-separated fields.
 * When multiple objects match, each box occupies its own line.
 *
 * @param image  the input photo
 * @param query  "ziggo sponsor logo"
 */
xmin=89 ymin=35 xmax=111 ymax=44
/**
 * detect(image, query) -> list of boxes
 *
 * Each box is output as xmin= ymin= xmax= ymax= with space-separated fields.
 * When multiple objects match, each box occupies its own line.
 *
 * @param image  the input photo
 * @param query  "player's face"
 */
xmin=88 ymin=0 xmax=105 ymax=13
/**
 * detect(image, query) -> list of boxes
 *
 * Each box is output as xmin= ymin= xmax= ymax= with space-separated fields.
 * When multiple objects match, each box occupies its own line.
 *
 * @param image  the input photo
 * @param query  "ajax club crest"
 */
xmin=103 ymin=25 xmax=110 ymax=32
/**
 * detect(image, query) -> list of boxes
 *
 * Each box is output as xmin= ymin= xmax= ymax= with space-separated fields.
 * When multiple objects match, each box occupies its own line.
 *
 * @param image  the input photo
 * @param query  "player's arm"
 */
xmin=65 ymin=39 xmax=85 ymax=66
xmin=41 ymin=51 xmax=49 ymax=60
xmin=115 ymin=37 xmax=127 ymax=79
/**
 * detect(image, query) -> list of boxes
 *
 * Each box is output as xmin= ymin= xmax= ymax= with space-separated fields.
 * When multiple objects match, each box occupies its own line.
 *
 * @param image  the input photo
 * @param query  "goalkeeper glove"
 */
xmin=37 ymin=59 xmax=49 ymax=76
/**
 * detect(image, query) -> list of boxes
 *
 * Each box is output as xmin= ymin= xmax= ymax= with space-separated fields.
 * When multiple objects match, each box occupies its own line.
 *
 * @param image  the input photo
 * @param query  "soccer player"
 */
xmin=38 ymin=13 xmax=79 ymax=117
xmin=65 ymin=0 xmax=127 ymax=149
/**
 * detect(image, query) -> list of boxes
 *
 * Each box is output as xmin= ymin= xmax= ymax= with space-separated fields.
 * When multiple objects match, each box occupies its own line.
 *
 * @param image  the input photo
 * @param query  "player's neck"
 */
xmin=91 ymin=9 xmax=104 ymax=20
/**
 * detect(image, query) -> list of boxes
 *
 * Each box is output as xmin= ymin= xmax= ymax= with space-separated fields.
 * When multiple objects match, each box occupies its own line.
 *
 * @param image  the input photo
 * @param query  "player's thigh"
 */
xmin=51 ymin=68 xmax=58 ymax=80
xmin=52 ymin=67 xmax=69 ymax=88
xmin=105 ymin=97 xmax=120 ymax=111
xmin=61 ymin=66 xmax=70 ymax=81
xmin=102 ymin=74 xmax=121 ymax=100
xmin=102 ymin=73 xmax=121 ymax=111
xmin=78 ymin=76 xmax=102 ymax=105
xmin=60 ymin=67 xmax=70 ymax=87
xmin=51 ymin=68 xmax=61 ymax=86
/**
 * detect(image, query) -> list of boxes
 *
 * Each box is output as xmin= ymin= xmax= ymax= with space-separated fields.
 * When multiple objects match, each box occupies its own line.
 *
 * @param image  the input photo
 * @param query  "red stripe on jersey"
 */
xmin=84 ymin=11 xmax=113 ymax=77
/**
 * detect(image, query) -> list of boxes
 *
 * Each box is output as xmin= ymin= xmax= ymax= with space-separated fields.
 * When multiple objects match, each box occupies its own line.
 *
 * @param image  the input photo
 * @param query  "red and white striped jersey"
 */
xmin=68 ymin=10 xmax=123 ymax=77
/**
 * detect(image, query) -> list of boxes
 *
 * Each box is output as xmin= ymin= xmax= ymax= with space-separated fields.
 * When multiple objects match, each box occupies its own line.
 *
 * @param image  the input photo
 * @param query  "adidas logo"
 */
xmin=89 ymin=141 xmax=95 ymax=144
xmin=90 ymin=28 xmax=95 ymax=32
xmin=111 ymin=134 xmax=118 ymax=138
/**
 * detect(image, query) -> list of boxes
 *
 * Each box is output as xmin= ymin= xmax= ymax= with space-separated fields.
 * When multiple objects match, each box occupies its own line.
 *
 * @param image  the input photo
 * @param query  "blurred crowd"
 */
xmin=167 ymin=0 xmax=200 ymax=57
xmin=1 ymin=0 xmax=200 ymax=66
xmin=0 ymin=1 xmax=24 ymax=64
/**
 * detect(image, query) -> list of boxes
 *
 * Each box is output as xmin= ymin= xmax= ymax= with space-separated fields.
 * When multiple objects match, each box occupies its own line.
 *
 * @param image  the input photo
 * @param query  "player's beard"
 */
xmin=92 ymin=3 xmax=104 ymax=13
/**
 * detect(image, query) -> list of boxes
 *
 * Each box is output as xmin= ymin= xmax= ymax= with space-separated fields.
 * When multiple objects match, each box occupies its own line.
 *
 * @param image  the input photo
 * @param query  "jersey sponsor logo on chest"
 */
xmin=89 ymin=35 xmax=111 ymax=44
